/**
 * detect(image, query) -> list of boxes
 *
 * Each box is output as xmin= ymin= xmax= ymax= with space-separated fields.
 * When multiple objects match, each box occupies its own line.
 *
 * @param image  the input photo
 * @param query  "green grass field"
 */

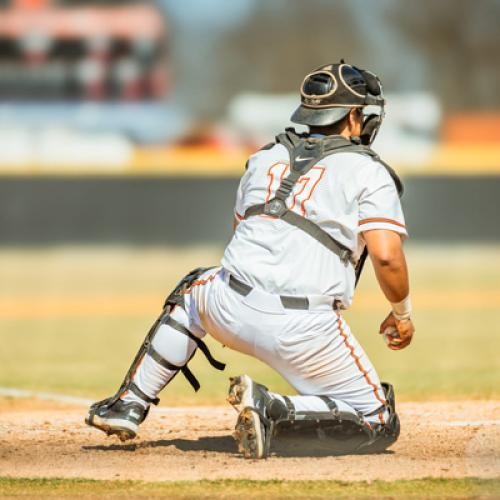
xmin=0 ymin=477 xmax=499 ymax=499
xmin=0 ymin=244 xmax=499 ymax=404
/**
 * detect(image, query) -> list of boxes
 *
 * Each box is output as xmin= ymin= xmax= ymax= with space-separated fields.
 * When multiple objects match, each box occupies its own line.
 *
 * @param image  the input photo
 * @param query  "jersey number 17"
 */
xmin=265 ymin=162 xmax=325 ymax=217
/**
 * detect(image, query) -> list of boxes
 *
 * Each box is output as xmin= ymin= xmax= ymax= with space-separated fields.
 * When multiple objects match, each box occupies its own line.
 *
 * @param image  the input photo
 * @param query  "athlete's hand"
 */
xmin=379 ymin=312 xmax=414 ymax=350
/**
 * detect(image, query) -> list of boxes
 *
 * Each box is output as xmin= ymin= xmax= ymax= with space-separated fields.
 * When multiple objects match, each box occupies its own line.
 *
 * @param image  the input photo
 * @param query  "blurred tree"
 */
xmin=159 ymin=0 xmax=500 ymax=119
xmin=391 ymin=0 xmax=500 ymax=110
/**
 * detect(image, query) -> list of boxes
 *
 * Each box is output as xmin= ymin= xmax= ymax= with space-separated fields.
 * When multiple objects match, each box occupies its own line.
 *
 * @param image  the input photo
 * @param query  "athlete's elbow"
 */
xmin=372 ymin=253 xmax=401 ymax=270
xmin=364 ymin=230 xmax=405 ymax=271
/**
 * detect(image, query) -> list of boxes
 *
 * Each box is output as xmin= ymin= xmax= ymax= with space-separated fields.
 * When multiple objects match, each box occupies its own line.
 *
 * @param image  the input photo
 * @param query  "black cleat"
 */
xmin=381 ymin=382 xmax=400 ymax=438
xmin=227 ymin=374 xmax=272 ymax=459
xmin=371 ymin=382 xmax=400 ymax=450
xmin=381 ymin=382 xmax=396 ymax=413
xmin=85 ymin=399 xmax=147 ymax=442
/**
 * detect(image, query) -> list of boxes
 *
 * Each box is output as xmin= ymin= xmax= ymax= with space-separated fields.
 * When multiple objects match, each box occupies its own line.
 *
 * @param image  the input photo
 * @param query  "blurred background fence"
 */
xmin=0 ymin=0 xmax=499 ymax=245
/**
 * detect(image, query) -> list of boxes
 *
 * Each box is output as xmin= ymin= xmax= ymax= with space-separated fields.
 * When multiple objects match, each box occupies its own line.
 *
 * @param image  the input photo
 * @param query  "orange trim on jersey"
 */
xmin=359 ymin=217 xmax=406 ymax=229
xmin=184 ymin=269 xmax=221 ymax=295
xmin=264 ymin=162 xmax=288 ymax=203
xmin=265 ymin=163 xmax=275 ymax=202
xmin=235 ymin=212 xmax=244 ymax=221
xmin=290 ymin=177 xmax=309 ymax=211
xmin=300 ymin=166 xmax=325 ymax=216
xmin=279 ymin=162 xmax=289 ymax=183
xmin=336 ymin=312 xmax=386 ymax=423
xmin=261 ymin=162 xmax=289 ymax=219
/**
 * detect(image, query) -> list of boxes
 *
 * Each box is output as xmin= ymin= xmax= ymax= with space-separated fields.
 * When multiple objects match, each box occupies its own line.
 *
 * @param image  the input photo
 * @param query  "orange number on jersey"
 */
xmin=265 ymin=162 xmax=325 ymax=216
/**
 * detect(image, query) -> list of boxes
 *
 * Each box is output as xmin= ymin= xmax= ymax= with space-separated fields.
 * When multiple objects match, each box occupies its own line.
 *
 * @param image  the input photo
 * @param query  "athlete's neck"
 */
xmin=309 ymin=126 xmax=353 ymax=139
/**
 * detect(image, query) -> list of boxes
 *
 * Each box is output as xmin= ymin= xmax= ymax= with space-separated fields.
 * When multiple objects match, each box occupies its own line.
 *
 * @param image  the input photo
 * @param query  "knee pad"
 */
xmin=93 ymin=267 xmax=225 ymax=410
xmin=151 ymin=321 xmax=196 ymax=368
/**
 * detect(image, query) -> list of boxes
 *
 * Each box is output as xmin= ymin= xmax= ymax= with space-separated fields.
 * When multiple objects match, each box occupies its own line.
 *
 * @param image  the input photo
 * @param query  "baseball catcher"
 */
xmin=86 ymin=61 xmax=415 ymax=458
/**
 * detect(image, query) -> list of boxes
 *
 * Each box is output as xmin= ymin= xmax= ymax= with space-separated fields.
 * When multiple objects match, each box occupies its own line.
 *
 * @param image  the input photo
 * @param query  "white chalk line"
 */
xmin=435 ymin=420 xmax=500 ymax=427
xmin=0 ymin=387 xmax=228 ymax=415
xmin=1 ymin=387 xmax=499 ymax=425
xmin=0 ymin=387 xmax=93 ymax=406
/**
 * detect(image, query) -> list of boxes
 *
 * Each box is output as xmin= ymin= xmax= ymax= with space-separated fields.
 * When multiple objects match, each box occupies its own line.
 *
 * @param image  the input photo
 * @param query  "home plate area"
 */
xmin=0 ymin=398 xmax=498 ymax=482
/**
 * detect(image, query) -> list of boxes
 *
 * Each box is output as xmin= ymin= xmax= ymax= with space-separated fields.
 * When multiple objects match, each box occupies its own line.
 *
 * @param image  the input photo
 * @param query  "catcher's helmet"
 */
xmin=291 ymin=61 xmax=385 ymax=145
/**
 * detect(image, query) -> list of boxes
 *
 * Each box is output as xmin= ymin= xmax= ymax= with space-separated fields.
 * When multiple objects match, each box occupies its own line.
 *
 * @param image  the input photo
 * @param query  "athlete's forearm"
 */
xmin=371 ymin=249 xmax=409 ymax=303
xmin=363 ymin=229 xmax=409 ymax=303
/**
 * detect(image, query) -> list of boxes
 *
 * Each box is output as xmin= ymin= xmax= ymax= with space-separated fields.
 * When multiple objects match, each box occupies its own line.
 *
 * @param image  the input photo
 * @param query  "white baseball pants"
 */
xmin=126 ymin=267 xmax=388 ymax=425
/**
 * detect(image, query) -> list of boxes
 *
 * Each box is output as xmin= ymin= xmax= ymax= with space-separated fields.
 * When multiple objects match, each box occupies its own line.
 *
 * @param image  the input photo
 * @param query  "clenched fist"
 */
xmin=379 ymin=312 xmax=414 ymax=350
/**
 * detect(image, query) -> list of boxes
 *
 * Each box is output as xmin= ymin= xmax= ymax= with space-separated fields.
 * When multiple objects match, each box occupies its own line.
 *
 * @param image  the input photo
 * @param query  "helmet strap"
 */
xmin=360 ymin=113 xmax=383 ymax=145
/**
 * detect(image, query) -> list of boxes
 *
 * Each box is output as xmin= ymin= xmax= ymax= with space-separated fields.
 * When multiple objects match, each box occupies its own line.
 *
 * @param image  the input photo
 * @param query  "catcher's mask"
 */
xmin=291 ymin=61 xmax=385 ymax=145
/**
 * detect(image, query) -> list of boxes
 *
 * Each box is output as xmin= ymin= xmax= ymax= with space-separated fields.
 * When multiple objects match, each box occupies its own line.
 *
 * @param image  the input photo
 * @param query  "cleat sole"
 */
xmin=234 ymin=408 xmax=264 ymax=459
xmin=85 ymin=413 xmax=137 ymax=441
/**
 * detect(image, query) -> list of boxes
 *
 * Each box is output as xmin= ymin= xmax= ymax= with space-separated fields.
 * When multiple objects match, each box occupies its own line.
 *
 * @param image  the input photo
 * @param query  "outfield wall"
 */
xmin=0 ymin=175 xmax=499 ymax=244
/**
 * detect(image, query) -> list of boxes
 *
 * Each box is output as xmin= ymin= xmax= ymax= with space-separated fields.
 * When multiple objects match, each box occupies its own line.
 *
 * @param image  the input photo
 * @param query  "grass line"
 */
xmin=0 ymin=477 xmax=499 ymax=498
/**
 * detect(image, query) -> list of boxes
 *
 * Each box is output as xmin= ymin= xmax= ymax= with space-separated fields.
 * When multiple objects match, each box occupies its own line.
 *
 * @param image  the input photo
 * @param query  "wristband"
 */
xmin=391 ymin=295 xmax=412 ymax=321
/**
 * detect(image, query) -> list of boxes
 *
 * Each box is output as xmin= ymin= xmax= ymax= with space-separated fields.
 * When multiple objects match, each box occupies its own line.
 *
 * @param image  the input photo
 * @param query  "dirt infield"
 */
xmin=0 ymin=398 xmax=499 ymax=482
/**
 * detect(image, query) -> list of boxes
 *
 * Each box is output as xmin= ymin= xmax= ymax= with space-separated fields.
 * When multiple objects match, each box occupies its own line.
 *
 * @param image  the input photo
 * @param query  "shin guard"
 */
xmin=89 ymin=267 xmax=225 ymax=413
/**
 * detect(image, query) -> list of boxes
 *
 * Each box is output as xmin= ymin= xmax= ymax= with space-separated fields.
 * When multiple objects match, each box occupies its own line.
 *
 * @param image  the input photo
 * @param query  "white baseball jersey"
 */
xmin=221 ymin=141 xmax=407 ymax=308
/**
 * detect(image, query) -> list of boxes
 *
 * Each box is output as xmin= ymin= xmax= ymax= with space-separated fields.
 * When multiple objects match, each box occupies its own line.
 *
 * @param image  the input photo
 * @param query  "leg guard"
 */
xmin=261 ymin=383 xmax=399 ymax=457
xmin=89 ymin=267 xmax=225 ymax=412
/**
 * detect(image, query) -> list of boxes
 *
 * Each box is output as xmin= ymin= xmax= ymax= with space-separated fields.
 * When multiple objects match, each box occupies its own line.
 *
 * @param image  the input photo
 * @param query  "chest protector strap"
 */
xmin=244 ymin=128 xmax=403 ymax=266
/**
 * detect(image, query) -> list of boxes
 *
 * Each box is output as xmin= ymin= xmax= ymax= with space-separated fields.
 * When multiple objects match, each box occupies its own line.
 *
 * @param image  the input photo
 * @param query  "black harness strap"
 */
xmin=148 ymin=345 xmax=181 ymax=371
xmin=282 ymin=210 xmax=352 ymax=263
xmin=245 ymin=129 xmax=404 ymax=279
xmin=129 ymin=381 xmax=160 ymax=406
xmin=283 ymin=396 xmax=296 ymax=421
xmin=316 ymin=397 xmax=369 ymax=426
xmin=181 ymin=366 xmax=201 ymax=392
xmin=146 ymin=331 xmax=205 ymax=393
xmin=319 ymin=396 xmax=339 ymax=415
xmin=163 ymin=316 xmax=226 ymax=371
xmin=244 ymin=202 xmax=352 ymax=264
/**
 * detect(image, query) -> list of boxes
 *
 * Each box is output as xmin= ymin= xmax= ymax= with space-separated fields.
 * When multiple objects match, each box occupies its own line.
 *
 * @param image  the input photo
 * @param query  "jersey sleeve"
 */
xmin=358 ymin=162 xmax=408 ymax=238
xmin=233 ymin=161 xmax=252 ymax=221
